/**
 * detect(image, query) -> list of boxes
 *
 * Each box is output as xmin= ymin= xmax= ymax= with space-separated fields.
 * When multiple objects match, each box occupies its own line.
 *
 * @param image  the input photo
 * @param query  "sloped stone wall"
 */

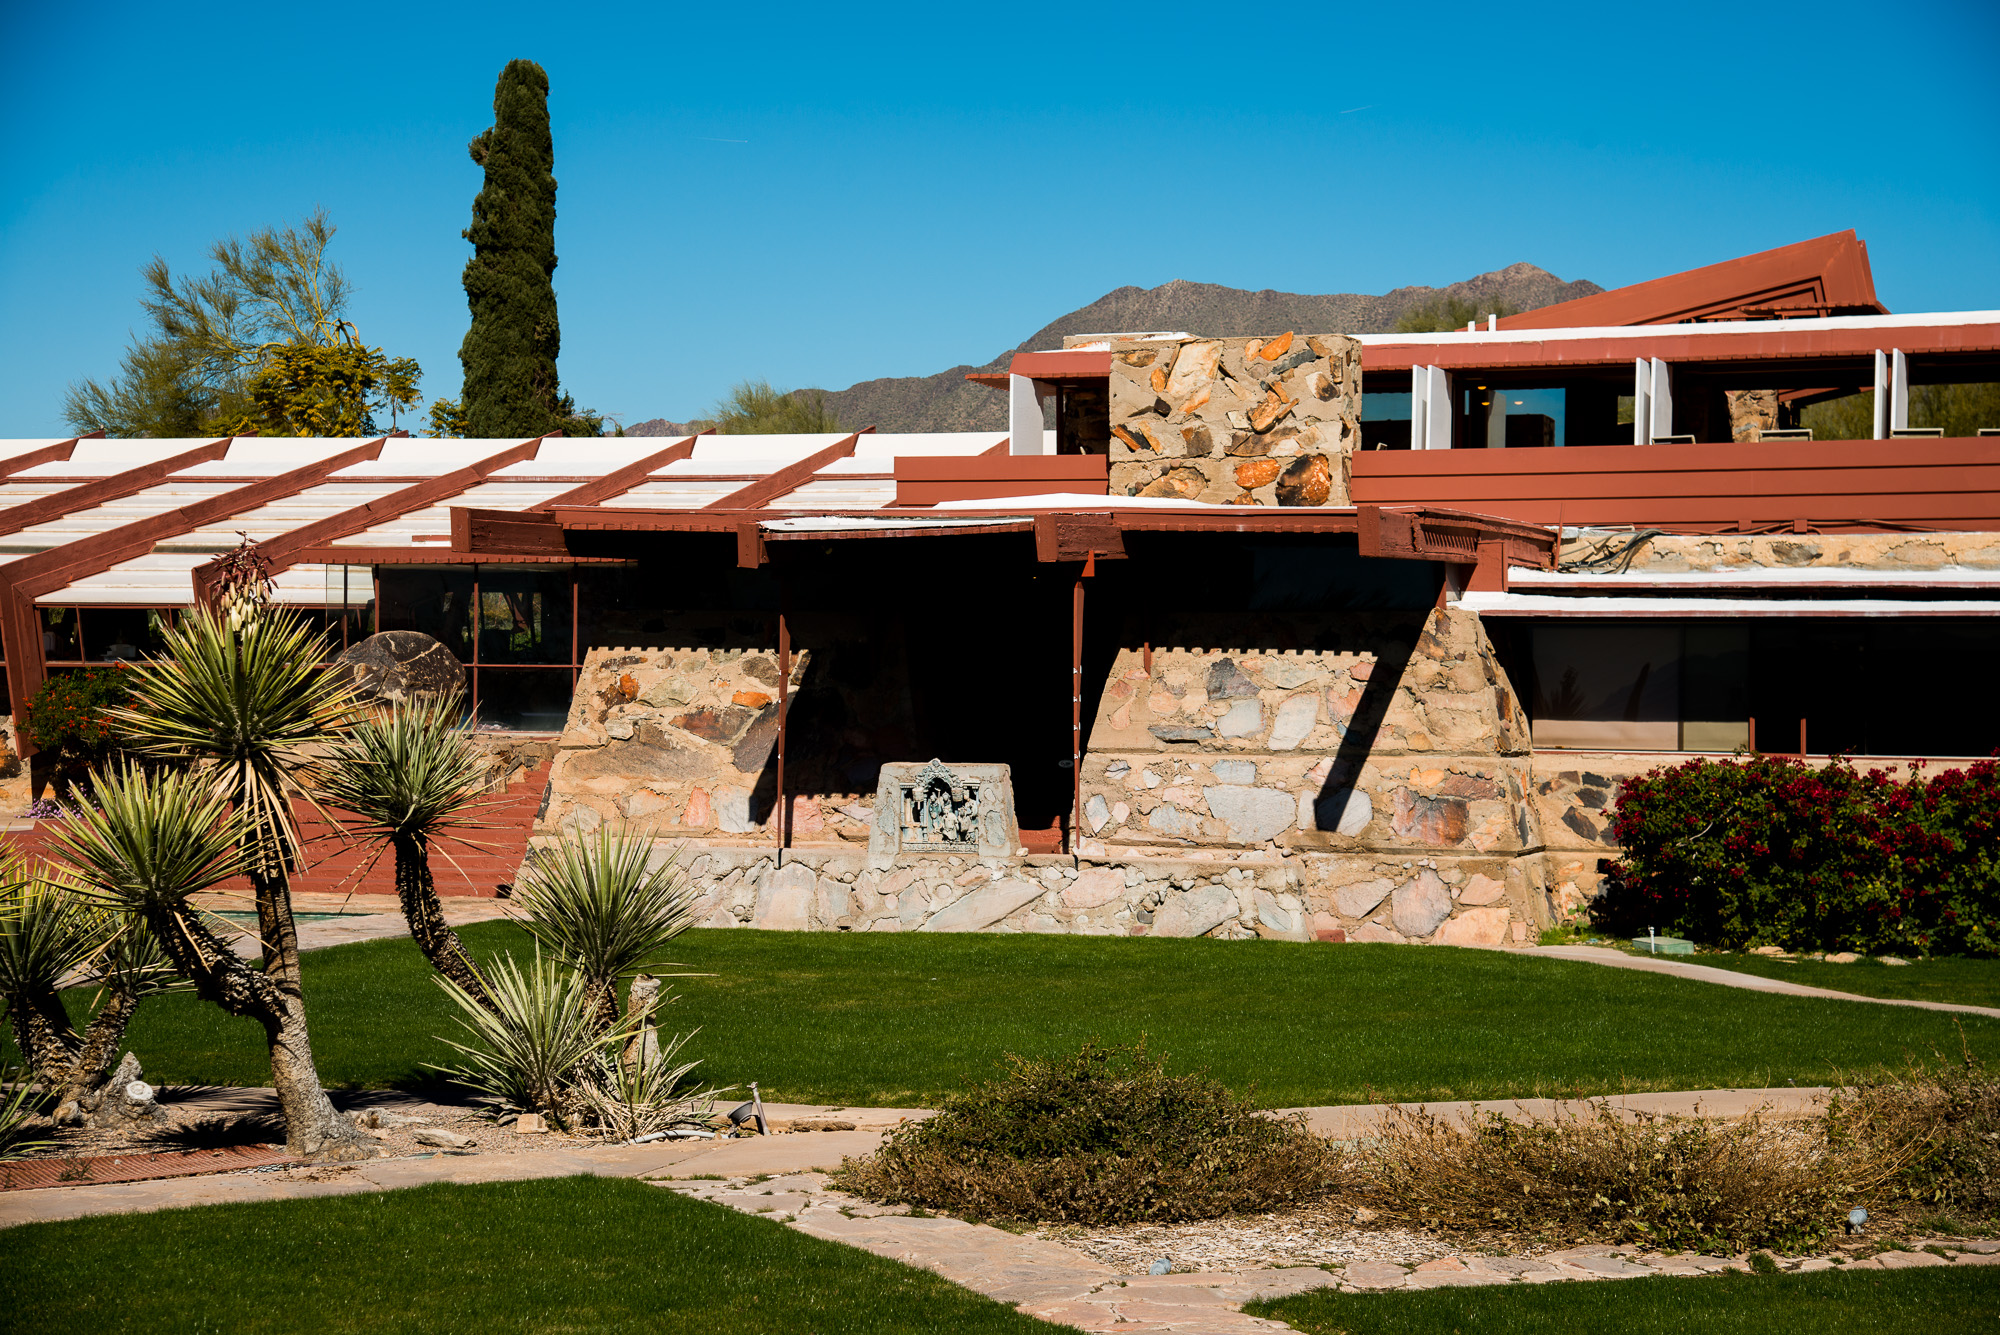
xmin=1580 ymin=529 xmax=2000 ymax=572
xmin=1106 ymin=334 xmax=1362 ymax=506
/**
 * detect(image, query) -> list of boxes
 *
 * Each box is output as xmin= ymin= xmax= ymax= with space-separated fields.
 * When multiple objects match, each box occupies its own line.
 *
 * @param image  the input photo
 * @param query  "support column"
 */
xmin=1648 ymin=359 xmax=1673 ymax=441
xmin=1070 ymin=567 xmax=1087 ymax=852
xmin=1632 ymin=358 xmax=1652 ymax=445
xmin=1009 ymin=375 xmax=1055 ymax=455
xmin=1873 ymin=349 xmax=1890 ymax=439
xmin=1891 ymin=348 xmax=1910 ymax=432
xmin=776 ymin=597 xmax=791 ymax=850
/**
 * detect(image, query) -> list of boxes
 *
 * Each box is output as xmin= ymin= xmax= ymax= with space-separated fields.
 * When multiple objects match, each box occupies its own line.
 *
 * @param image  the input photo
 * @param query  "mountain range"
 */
xmin=626 ymin=262 xmax=1602 ymax=436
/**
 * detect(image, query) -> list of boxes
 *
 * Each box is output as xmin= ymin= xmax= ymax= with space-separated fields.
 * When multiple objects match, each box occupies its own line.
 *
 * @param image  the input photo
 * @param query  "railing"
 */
xmin=1349 ymin=436 xmax=2000 ymax=530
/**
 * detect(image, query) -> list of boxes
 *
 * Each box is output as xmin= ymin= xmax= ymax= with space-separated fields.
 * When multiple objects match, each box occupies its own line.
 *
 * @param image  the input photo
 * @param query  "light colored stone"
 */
xmin=1063 ymin=866 xmax=1127 ymax=910
xmin=1084 ymin=793 xmax=1110 ymax=834
xmin=755 ymin=863 xmax=818 ymax=931
xmin=1216 ymin=700 xmax=1263 ymax=738
xmin=412 ymin=1127 xmax=475 ymax=1149
xmin=1152 ymin=885 xmax=1237 ymax=937
xmin=1203 ymin=785 xmax=1295 ymax=843
xmin=920 ymin=878 xmax=1048 ymax=932
xmin=1211 ymin=760 xmax=1257 ymax=784
xmin=1260 ymin=659 xmax=1325 ymax=689
xmin=1147 ymin=805 xmax=1199 ymax=839
xmin=1458 ymin=873 xmax=1506 ymax=906
xmin=1266 ymin=693 xmax=1320 ymax=751
xmin=1391 ymin=869 xmax=1453 ymax=938
xmin=1433 ymin=905 xmax=1510 ymax=946
xmin=1334 ymin=878 xmax=1393 ymax=918
xmin=1350 ymin=921 xmax=1403 ymax=943
xmin=715 ymin=786 xmax=756 ymax=834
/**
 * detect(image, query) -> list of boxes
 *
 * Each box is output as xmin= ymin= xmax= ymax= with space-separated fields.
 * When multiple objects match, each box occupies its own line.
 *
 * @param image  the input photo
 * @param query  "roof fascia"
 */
xmin=0 ymin=438 xmax=233 ymax=540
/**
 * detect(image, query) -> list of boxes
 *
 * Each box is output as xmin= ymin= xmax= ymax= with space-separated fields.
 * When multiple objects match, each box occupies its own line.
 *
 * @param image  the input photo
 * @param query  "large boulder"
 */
xmin=333 ymin=631 xmax=467 ymax=706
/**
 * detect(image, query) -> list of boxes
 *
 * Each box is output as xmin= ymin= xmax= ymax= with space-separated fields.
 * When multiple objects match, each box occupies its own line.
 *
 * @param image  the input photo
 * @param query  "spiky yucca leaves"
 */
xmin=0 ymin=856 xmax=183 ymax=1121
xmin=0 ymin=1066 xmax=55 ymax=1164
xmin=51 ymin=763 xmax=368 ymax=1160
xmin=510 ymin=827 xmax=698 ymax=1031
xmin=319 ymin=694 xmax=494 ymax=1010
xmin=431 ymin=949 xmax=639 ymax=1129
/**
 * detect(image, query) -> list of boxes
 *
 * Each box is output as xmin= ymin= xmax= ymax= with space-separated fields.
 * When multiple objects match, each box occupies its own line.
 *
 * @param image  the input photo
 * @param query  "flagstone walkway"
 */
xmin=1512 ymin=944 xmax=2000 ymax=1019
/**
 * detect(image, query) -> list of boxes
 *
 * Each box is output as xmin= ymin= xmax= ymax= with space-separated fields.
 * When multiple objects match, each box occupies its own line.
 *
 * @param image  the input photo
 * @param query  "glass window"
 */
xmin=475 ymin=668 xmax=573 ymax=733
xmin=85 ymin=608 xmax=174 ymax=662
xmin=475 ymin=569 xmax=572 ymax=665
xmin=1530 ymin=624 xmax=1683 ymax=750
xmin=378 ymin=568 xmax=473 ymax=662
xmin=40 ymin=608 xmax=81 ymax=662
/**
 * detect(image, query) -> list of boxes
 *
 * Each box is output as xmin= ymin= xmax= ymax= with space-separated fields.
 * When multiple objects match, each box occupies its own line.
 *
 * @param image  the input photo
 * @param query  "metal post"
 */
xmin=1070 ymin=567 xmax=1086 ymax=852
xmin=776 ymin=594 xmax=790 ymax=851
xmin=570 ymin=572 xmax=579 ymax=691
xmin=470 ymin=566 xmax=480 ymax=721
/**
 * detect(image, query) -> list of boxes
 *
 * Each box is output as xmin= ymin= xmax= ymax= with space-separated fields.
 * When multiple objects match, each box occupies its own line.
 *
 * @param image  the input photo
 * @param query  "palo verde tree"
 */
xmin=64 ymin=210 xmax=422 ymax=438
xmin=458 ymin=60 xmax=601 ymax=438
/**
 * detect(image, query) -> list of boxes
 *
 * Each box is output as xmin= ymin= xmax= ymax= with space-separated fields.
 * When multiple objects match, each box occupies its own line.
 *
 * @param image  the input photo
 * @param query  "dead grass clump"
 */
xmin=831 ymin=1041 xmax=1345 ymax=1225
xmin=1351 ymin=1103 xmax=1846 ymax=1253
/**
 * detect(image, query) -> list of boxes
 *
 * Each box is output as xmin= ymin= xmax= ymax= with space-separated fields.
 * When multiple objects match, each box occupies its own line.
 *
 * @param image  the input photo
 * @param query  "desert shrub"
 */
xmin=832 ymin=1041 xmax=1344 ymax=1224
xmin=1353 ymin=1103 xmax=1851 ymax=1253
xmin=1597 ymin=754 xmax=1999 ymax=955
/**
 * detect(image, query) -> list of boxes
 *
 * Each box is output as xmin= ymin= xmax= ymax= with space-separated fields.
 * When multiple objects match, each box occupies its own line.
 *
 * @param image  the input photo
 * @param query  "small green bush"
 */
xmin=1597 ymin=754 xmax=1999 ymax=955
xmin=832 ymin=1041 xmax=1344 ymax=1224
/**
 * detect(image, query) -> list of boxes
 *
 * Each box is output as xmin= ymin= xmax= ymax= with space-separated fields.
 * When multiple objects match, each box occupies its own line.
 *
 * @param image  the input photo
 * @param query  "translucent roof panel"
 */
xmin=170 ymin=438 xmax=380 ymax=479
xmin=5 ymin=438 xmax=227 ymax=481
xmin=850 ymin=432 xmax=1006 ymax=459
xmin=329 ymin=439 xmax=531 ymax=478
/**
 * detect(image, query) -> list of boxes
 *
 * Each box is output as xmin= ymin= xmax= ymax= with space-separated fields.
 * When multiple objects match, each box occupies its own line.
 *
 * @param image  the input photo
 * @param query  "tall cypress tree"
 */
xmin=458 ymin=60 xmax=588 ymax=437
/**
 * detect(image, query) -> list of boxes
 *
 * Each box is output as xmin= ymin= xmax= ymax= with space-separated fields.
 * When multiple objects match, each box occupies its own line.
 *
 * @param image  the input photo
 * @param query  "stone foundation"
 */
xmin=1578 ymin=529 xmax=2000 ymax=572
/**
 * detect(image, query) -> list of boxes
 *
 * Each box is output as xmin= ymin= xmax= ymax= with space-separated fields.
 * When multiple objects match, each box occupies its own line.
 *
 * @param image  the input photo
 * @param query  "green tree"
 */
xmin=64 ymin=210 xmax=423 ymax=438
xmin=1393 ymin=295 xmax=1517 ymax=334
xmin=1803 ymin=384 xmax=2000 ymax=440
xmin=711 ymin=379 xmax=842 ymax=434
xmin=458 ymin=60 xmax=602 ymax=438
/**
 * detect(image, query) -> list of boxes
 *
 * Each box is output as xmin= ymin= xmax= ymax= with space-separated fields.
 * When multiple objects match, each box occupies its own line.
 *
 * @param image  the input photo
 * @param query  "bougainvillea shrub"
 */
xmin=1597 ymin=755 xmax=1998 ymax=957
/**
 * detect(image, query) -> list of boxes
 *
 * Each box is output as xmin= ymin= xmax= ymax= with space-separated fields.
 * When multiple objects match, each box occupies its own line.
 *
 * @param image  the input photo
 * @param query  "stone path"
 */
xmin=188 ymin=891 xmax=514 ymax=956
xmin=1515 ymin=944 xmax=2000 ymax=1020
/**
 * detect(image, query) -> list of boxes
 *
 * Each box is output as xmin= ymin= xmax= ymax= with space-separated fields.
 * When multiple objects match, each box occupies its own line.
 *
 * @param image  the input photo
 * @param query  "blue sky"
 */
xmin=2 ymin=1 xmax=1995 ymax=436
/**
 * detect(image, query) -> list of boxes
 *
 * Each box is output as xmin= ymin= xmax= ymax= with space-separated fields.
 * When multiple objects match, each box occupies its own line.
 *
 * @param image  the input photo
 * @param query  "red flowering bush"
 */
xmin=25 ymin=667 xmax=131 ymax=797
xmin=1597 ymin=755 xmax=1999 ymax=957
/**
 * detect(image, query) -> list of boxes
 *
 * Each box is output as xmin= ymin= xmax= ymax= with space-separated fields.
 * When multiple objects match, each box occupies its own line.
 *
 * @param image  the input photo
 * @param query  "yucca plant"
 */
xmin=52 ymin=762 xmax=366 ymax=1160
xmin=0 ymin=855 xmax=182 ymax=1123
xmin=578 ymin=1029 xmax=720 ymax=1142
xmin=510 ymin=826 xmax=699 ymax=1032
xmin=318 ymin=693 xmax=495 ymax=1010
xmin=430 ymin=949 xmax=638 ymax=1129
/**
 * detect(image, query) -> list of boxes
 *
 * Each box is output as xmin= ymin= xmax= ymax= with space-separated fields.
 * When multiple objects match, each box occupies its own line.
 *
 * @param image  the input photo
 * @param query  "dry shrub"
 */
xmin=832 ymin=1042 xmax=1345 ymax=1225
xmin=1826 ymin=1047 xmax=2000 ymax=1222
xmin=1352 ymin=1104 xmax=1847 ymax=1253
xmin=1346 ymin=1051 xmax=2000 ymax=1251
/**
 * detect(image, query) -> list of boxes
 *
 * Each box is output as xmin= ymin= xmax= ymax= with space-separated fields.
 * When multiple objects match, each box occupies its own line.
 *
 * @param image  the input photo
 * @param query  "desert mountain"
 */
xmin=628 ymin=262 xmax=1600 ymax=436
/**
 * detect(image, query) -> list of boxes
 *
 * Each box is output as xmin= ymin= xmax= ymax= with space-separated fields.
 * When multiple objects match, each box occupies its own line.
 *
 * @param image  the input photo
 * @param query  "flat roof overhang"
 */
xmin=450 ymin=501 xmax=1557 ymax=573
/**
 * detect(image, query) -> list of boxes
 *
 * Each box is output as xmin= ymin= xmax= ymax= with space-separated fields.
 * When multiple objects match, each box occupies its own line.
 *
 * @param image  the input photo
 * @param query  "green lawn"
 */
xmin=13 ymin=925 xmax=1999 ymax=1106
xmin=1245 ymin=1267 xmax=2000 ymax=1334
xmin=1690 ymin=952 xmax=2000 ymax=1009
xmin=0 ymin=1176 xmax=1072 ymax=1335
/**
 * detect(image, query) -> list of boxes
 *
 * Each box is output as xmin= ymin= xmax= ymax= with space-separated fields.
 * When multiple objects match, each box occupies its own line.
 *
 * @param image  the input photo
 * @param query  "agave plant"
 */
xmin=0 ymin=1065 xmax=56 ymax=1164
xmin=318 ymin=693 xmax=494 ymax=1009
xmin=51 ymin=762 xmax=366 ymax=1160
xmin=0 ymin=856 xmax=182 ymax=1123
xmin=509 ymin=826 xmax=700 ymax=1032
xmin=430 ymin=949 xmax=638 ymax=1129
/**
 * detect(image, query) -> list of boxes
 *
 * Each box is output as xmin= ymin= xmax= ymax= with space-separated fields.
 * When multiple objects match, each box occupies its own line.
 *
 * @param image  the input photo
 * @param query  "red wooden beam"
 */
xmin=190 ymin=437 xmax=546 ymax=605
xmin=4 ymin=437 xmax=389 ymax=749
xmin=530 ymin=433 xmax=704 ymax=511
xmin=0 ymin=438 xmax=232 ymax=540
xmin=702 ymin=433 xmax=860 ymax=511
xmin=0 ymin=438 xmax=81 ymax=479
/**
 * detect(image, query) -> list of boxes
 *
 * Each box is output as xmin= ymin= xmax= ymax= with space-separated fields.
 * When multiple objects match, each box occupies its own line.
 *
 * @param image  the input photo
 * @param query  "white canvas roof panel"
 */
xmin=4 ymin=438 xmax=224 ymax=480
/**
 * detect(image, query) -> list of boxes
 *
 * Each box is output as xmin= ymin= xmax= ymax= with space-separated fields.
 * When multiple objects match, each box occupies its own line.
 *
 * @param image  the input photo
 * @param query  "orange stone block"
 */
xmin=1258 ymin=330 xmax=1295 ymax=360
xmin=732 ymin=690 xmax=772 ymax=708
xmin=1234 ymin=458 xmax=1282 ymax=488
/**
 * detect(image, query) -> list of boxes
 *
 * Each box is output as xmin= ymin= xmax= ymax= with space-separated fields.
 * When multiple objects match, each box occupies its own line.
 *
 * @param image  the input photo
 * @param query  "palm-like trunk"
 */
xmin=392 ymin=833 xmax=493 ymax=1012
xmin=54 ymin=986 xmax=139 ymax=1119
xmin=11 ymin=979 xmax=157 ymax=1124
xmin=152 ymin=888 xmax=368 ymax=1162
xmin=6 ymin=985 xmax=80 ymax=1087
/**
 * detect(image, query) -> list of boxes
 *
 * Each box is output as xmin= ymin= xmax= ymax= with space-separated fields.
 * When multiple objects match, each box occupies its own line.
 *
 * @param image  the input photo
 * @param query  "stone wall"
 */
xmin=1106 ymin=334 xmax=1362 ymax=507
xmin=528 ymin=605 xmax=1566 ymax=948
xmin=1583 ymin=529 xmax=2000 ymax=572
